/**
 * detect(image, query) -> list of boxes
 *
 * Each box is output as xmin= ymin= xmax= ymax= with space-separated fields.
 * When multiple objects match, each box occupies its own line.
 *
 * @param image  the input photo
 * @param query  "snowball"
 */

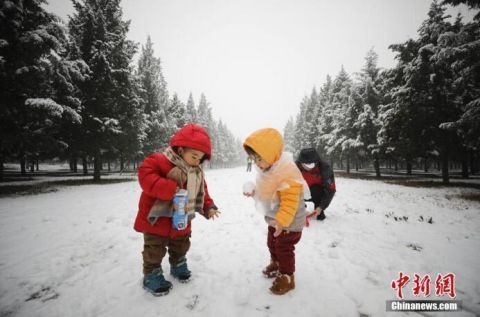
xmin=242 ymin=181 xmax=255 ymax=195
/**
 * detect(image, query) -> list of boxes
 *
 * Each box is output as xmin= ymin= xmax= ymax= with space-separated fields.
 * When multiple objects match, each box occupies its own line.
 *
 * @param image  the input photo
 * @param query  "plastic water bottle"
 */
xmin=172 ymin=189 xmax=188 ymax=230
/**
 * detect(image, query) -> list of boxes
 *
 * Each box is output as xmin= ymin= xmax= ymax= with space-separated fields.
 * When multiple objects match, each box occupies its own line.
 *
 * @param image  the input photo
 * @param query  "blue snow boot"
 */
xmin=170 ymin=257 xmax=191 ymax=282
xmin=143 ymin=268 xmax=173 ymax=296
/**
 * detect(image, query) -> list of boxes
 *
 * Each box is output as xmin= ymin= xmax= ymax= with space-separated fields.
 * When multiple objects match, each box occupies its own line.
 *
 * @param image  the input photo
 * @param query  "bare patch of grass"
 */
xmin=0 ymin=178 xmax=135 ymax=197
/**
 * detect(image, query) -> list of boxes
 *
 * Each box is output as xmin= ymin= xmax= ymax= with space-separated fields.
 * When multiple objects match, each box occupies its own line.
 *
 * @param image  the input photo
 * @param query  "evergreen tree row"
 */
xmin=286 ymin=0 xmax=480 ymax=184
xmin=0 ymin=0 xmax=242 ymax=181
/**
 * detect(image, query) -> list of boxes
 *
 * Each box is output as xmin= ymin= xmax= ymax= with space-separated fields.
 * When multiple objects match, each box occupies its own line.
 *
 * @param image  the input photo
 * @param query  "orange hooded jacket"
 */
xmin=244 ymin=128 xmax=305 ymax=229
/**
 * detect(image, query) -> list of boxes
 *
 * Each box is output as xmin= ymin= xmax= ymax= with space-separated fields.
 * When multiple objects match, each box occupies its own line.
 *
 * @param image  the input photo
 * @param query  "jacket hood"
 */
xmin=243 ymin=128 xmax=283 ymax=165
xmin=297 ymin=148 xmax=321 ymax=164
xmin=170 ymin=124 xmax=212 ymax=160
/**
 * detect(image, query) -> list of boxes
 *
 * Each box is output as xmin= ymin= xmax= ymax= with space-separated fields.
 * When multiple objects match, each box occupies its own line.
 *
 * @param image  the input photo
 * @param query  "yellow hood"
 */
xmin=243 ymin=128 xmax=284 ymax=165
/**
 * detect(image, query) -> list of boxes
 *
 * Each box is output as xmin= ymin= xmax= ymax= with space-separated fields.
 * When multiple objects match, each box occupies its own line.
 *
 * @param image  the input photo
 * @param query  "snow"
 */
xmin=25 ymin=98 xmax=63 ymax=118
xmin=0 ymin=167 xmax=479 ymax=317
xmin=15 ymin=66 xmax=29 ymax=75
xmin=242 ymin=181 xmax=255 ymax=195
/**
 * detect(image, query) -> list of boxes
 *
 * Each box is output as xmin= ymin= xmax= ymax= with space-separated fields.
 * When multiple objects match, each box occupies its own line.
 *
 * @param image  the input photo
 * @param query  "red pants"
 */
xmin=267 ymin=226 xmax=302 ymax=275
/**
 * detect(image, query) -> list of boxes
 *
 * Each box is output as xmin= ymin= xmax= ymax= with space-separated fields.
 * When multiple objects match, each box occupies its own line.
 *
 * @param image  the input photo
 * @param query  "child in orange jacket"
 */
xmin=243 ymin=128 xmax=309 ymax=295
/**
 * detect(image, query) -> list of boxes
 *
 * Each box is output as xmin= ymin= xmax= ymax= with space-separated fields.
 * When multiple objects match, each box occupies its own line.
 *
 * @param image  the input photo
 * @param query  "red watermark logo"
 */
xmin=391 ymin=272 xmax=456 ymax=299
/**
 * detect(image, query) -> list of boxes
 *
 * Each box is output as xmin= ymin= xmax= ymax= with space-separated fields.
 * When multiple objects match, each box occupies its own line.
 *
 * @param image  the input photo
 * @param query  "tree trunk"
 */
xmin=120 ymin=156 xmax=124 ymax=172
xmin=82 ymin=156 xmax=88 ymax=175
xmin=108 ymin=161 xmax=111 ymax=172
xmin=29 ymin=161 xmax=34 ymax=173
xmin=346 ymin=156 xmax=350 ymax=174
xmin=461 ymin=160 xmax=469 ymax=179
xmin=355 ymin=160 xmax=359 ymax=171
xmin=0 ymin=152 xmax=3 ymax=182
xmin=424 ymin=157 xmax=428 ymax=173
xmin=73 ymin=158 xmax=78 ymax=173
xmin=442 ymin=159 xmax=449 ymax=184
xmin=20 ymin=155 xmax=26 ymax=175
xmin=36 ymin=159 xmax=39 ymax=171
xmin=441 ymin=151 xmax=449 ymax=184
xmin=470 ymin=149 xmax=477 ymax=174
xmin=374 ymin=155 xmax=381 ymax=178
xmin=394 ymin=161 xmax=398 ymax=172
xmin=406 ymin=161 xmax=412 ymax=176
xmin=93 ymin=155 xmax=101 ymax=182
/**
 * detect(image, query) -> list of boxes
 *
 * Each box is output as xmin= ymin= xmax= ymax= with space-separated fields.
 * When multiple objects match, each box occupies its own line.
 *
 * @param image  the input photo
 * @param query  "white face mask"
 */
xmin=302 ymin=163 xmax=315 ymax=170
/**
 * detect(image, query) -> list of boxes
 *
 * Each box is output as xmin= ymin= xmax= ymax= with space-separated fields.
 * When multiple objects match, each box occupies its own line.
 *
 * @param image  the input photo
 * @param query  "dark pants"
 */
xmin=267 ymin=226 xmax=302 ymax=275
xmin=142 ymin=232 xmax=191 ymax=275
xmin=307 ymin=184 xmax=323 ymax=209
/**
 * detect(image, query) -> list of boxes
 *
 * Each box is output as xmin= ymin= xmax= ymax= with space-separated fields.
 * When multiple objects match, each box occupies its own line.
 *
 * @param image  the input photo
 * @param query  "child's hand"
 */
xmin=313 ymin=207 xmax=322 ymax=217
xmin=208 ymin=208 xmax=221 ymax=219
xmin=243 ymin=189 xmax=255 ymax=197
xmin=242 ymin=181 xmax=255 ymax=197
xmin=269 ymin=220 xmax=283 ymax=237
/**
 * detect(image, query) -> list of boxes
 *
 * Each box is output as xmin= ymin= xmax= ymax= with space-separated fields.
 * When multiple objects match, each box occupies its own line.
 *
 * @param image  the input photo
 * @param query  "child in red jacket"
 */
xmin=134 ymin=124 xmax=221 ymax=296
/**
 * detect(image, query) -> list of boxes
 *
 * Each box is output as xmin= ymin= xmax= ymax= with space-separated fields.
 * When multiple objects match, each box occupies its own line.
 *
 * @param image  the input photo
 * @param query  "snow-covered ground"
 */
xmin=0 ymin=166 xmax=479 ymax=317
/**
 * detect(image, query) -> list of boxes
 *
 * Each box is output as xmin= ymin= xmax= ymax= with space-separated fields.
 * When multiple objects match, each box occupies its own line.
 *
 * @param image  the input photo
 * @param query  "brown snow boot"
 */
xmin=262 ymin=260 xmax=279 ymax=278
xmin=270 ymin=273 xmax=295 ymax=295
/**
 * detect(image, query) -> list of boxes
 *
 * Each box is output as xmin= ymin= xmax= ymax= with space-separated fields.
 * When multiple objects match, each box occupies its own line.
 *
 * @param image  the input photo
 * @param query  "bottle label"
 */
xmin=172 ymin=189 xmax=188 ymax=230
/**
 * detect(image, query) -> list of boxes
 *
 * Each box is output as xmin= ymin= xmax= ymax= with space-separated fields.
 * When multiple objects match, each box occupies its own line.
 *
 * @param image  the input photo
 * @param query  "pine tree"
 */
xmin=341 ymin=85 xmax=364 ymax=173
xmin=408 ymin=1 xmax=460 ymax=183
xmin=315 ymin=75 xmax=333 ymax=160
xmin=136 ymin=36 xmax=171 ymax=157
xmin=442 ymin=0 xmax=480 ymax=19
xmin=382 ymin=1 xmax=462 ymax=182
xmin=305 ymin=88 xmax=320 ymax=148
xmin=0 ymin=0 xmax=85 ymax=178
xmin=196 ymin=93 xmax=211 ymax=130
xmin=214 ymin=120 xmax=228 ymax=167
xmin=185 ymin=92 xmax=197 ymax=124
xmin=321 ymin=66 xmax=352 ymax=167
xmin=356 ymin=48 xmax=382 ymax=177
xmin=293 ymin=96 xmax=311 ymax=154
xmin=168 ymin=93 xmax=187 ymax=129
xmin=69 ymin=0 xmax=144 ymax=180
xmin=438 ymin=1 xmax=480 ymax=175
xmin=283 ymin=117 xmax=296 ymax=153
xmin=380 ymin=39 xmax=422 ymax=175
xmin=137 ymin=36 xmax=166 ymax=115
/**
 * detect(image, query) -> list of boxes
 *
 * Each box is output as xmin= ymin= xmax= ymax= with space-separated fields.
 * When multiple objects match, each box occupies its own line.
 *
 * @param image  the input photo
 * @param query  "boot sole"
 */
xmin=143 ymin=284 xmax=172 ymax=296
xmin=171 ymin=274 xmax=191 ymax=283
xmin=270 ymin=288 xmax=294 ymax=295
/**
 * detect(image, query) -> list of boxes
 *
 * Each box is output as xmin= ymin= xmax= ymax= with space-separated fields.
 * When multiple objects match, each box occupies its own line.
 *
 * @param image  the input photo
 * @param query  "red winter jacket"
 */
xmin=133 ymin=124 xmax=216 ymax=238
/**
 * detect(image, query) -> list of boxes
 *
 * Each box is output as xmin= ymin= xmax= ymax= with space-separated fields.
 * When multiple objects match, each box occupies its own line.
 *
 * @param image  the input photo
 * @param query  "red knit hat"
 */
xmin=170 ymin=124 xmax=212 ymax=160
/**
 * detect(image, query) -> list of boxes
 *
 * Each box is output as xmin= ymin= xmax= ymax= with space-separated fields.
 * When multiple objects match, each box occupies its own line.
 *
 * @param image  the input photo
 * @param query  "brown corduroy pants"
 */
xmin=142 ymin=233 xmax=191 ymax=275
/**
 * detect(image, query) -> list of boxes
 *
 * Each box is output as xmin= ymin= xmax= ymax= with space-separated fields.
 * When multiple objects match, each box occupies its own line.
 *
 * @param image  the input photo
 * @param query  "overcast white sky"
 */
xmin=45 ymin=0 xmax=475 ymax=140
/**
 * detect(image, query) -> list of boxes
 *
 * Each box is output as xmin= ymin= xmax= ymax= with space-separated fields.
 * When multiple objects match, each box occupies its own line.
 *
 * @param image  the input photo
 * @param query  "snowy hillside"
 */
xmin=0 ymin=167 xmax=479 ymax=317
